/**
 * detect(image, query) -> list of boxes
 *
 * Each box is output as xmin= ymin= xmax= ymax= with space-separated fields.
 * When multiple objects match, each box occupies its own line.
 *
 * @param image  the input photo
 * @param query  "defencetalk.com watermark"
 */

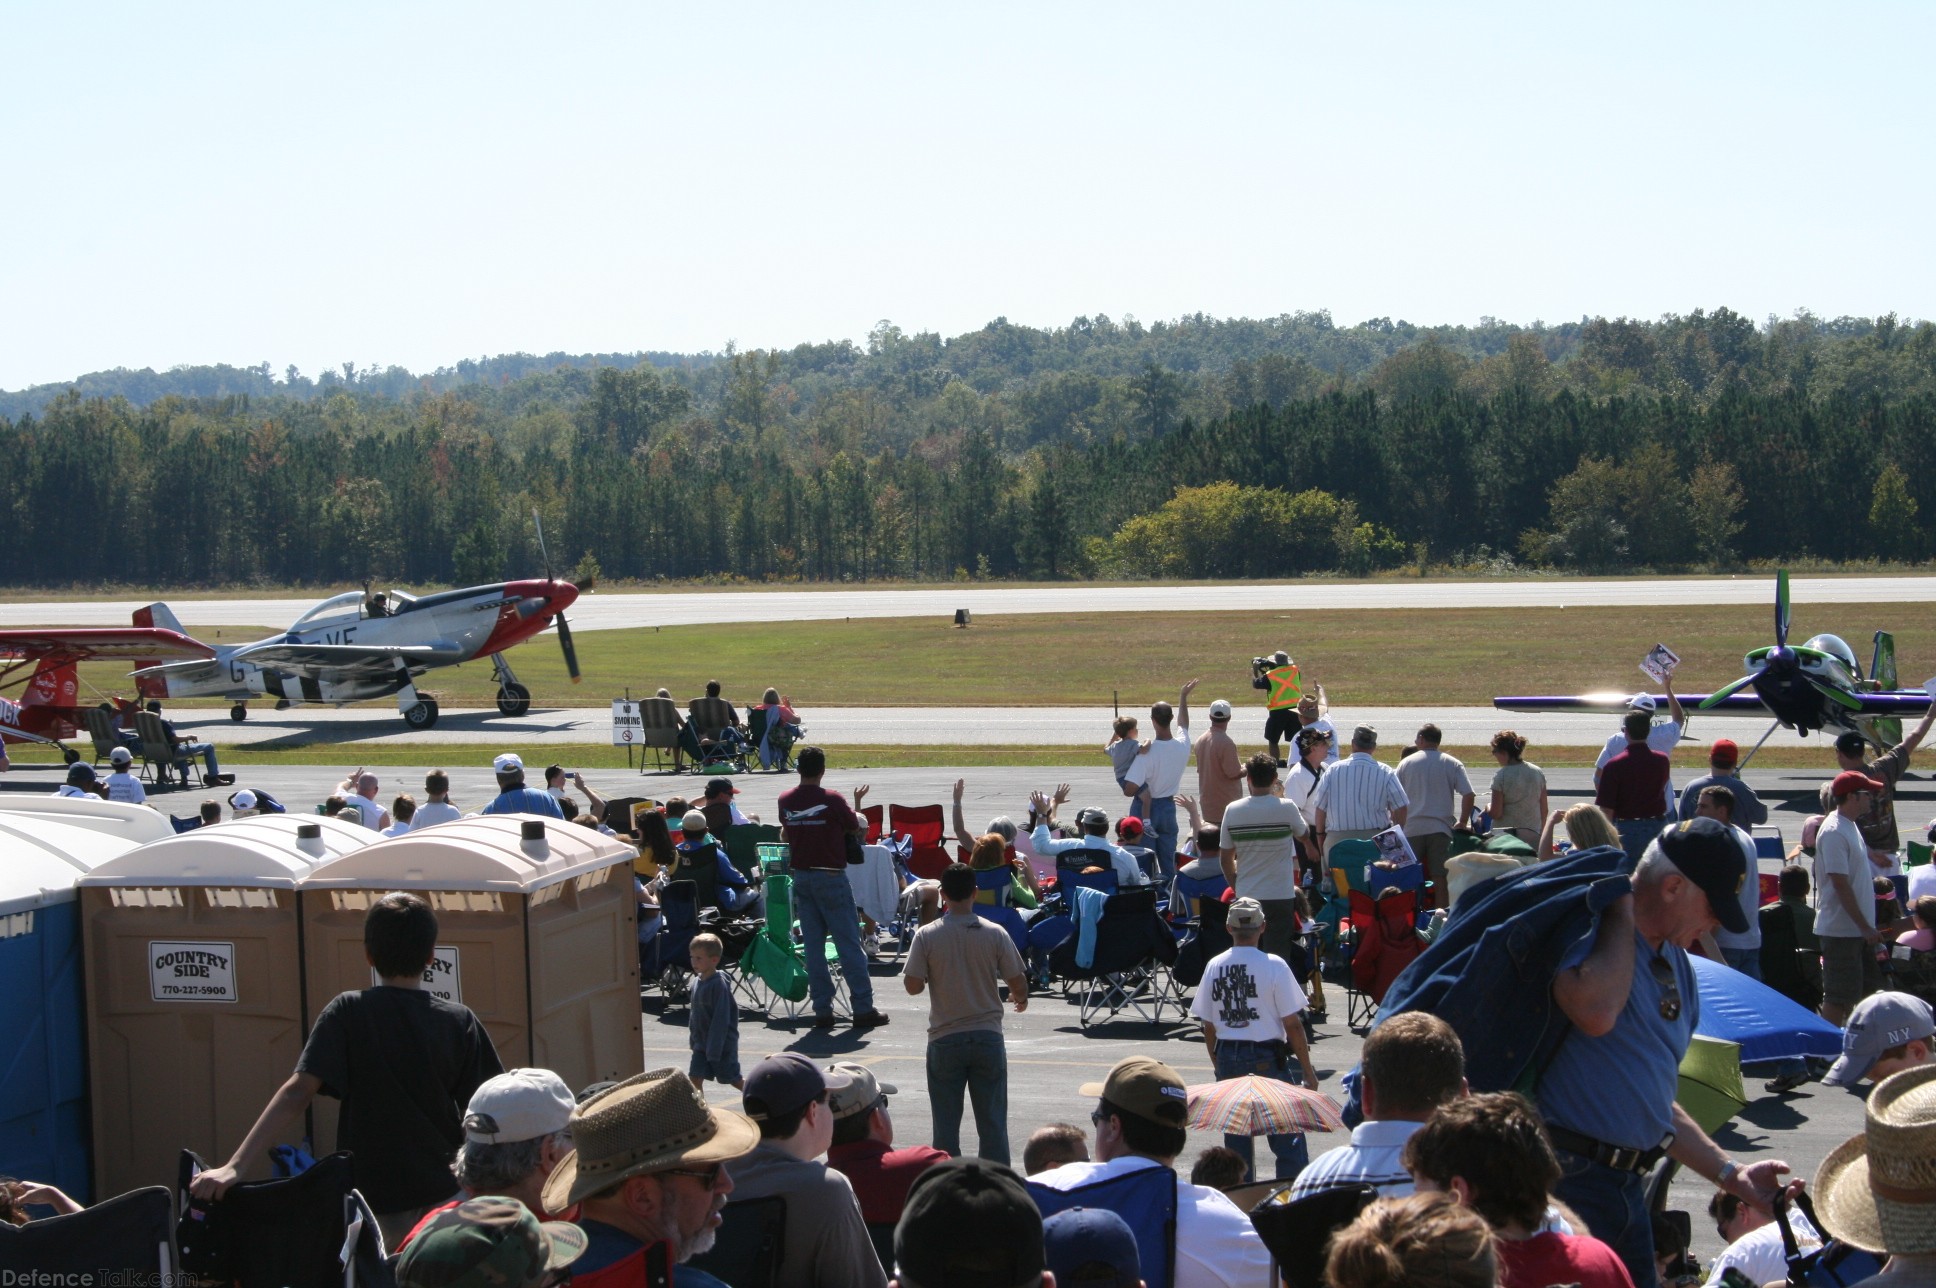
xmin=3 ymin=1273 xmax=197 ymax=1287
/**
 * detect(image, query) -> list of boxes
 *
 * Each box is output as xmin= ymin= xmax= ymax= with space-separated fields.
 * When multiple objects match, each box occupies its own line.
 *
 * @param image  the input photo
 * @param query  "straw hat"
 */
xmin=540 ymin=1068 xmax=758 ymax=1211
xmin=1812 ymin=1063 xmax=1936 ymax=1255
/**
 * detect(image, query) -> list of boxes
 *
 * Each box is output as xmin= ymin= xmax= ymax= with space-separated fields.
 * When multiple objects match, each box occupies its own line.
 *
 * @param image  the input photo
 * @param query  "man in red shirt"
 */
xmin=1596 ymin=712 xmax=1673 ymax=864
xmin=824 ymin=1061 xmax=948 ymax=1228
xmin=778 ymin=746 xmax=889 ymax=1030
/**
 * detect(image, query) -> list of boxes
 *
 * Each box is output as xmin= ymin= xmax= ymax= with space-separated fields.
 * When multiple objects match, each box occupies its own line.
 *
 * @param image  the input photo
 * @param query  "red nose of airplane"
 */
xmin=502 ymin=578 xmax=579 ymax=617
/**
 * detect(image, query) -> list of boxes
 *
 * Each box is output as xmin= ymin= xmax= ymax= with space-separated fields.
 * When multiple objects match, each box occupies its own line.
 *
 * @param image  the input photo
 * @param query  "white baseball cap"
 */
xmin=492 ymin=752 xmax=525 ymax=773
xmin=109 ymin=746 xmax=132 ymax=764
xmin=1628 ymin=693 xmax=1657 ymax=713
xmin=1209 ymin=699 xmax=1233 ymax=720
xmin=463 ymin=1068 xmax=576 ymax=1144
xmin=231 ymin=789 xmax=258 ymax=809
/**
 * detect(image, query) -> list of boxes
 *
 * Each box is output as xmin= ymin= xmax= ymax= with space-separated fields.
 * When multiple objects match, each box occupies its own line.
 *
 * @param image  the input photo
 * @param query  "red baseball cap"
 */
xmin=1831 ymin=770 xmax=1886 ymax=799
xmin=1117 ymin=816 xmax=1144 ymax=839
xmin=1709 ymin=739 xmax=1739 ymax=765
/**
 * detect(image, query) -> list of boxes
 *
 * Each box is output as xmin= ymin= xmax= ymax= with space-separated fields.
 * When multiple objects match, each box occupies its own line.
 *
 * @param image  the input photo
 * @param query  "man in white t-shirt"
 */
xmin=1032 ymin=1055 xmax=1272 ymax=1288
xmin=103 ymin=746 xmax=149 ymax=806
xmin=1394 ymin=724 xmax=1474 ymax=907
xmin=56 ymin=762 xmax=107 ymax=799
xmin=1123 ymin=679 xmax=1196 ymax=885
xmin=1220 ymin=754 xmax=1310 ymax=963
xmin=1593 ymin=686 xmax=1686 ymax=818
xmin=1693 ymin=785 xmax=1764 ymax=977
xmin=410 ymin=770 xmax=463 ymax=829
xmin=1191 ymin=898 xmax=1318 ymax=1183
xmin=1704 ymin=1187 xmax=1819 ymax=1288
xmin=1816 ymin=770 xmax=1894 ymax=1024
xmin=335 ymin=768 xmax=392 ymax=830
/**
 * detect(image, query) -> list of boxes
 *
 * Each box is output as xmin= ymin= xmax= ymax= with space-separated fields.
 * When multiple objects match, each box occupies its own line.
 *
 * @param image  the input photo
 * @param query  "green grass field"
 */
xmin=61 ymin=599 xmax=1936 ymax=712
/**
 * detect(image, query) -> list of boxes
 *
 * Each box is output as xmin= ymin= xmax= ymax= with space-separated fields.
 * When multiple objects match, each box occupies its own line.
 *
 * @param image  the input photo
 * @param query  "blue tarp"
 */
xmin=1692 ymin=954 xmax=1843 ymax=1063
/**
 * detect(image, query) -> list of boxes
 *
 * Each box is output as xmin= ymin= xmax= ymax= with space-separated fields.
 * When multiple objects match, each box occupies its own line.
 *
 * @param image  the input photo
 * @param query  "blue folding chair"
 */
xmin=973 ymin=865 xmax=1016 ymax=906
xmin=1065 ymin=868 xmax=1121 ymax=897
xmin=975 ymin=904 xmax=1030 ymax=958
xmin=1028 ymin=1165 xmax=1178 ymax=1288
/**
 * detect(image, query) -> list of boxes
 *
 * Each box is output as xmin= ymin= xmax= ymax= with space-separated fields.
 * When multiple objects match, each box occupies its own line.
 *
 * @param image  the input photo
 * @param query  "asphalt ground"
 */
xmin=2 ymin=758 xmax=1891 ymax=1265
xmin=8 ymin=572 xmax=1936 ymax=631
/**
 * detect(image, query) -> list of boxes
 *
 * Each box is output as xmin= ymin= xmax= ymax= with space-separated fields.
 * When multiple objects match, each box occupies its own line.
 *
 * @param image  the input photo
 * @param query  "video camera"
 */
xmin=1251 ymin=652 xmax=1290 ymax=691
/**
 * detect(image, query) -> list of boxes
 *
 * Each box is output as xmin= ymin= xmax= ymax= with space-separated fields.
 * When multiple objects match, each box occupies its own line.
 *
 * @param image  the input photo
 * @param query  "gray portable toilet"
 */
xmin=76 ymin=815 xmax=376 ymax=1196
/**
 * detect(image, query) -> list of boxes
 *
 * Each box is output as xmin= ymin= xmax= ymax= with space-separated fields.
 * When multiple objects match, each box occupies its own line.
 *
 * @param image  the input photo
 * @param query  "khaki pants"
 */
xmin=1410 ymin=831 xmax=1452 ymax=908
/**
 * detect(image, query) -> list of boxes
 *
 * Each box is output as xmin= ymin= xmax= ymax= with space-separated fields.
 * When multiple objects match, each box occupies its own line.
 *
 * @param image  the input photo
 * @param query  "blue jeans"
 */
xmin=1213 ymin=1039 xmax=1308 ymax=1183
xmin=926 ymin=1029 xmax=1009 ymax=1164
xmin=790 ymin=867 xmax=874 ymax=1016
xmin=179 ymin=741 xmax=221 ymax=779
xmin=1721 ymin=947 xmax=1762 ymax=981
xmin=1615 ymin=818 xmax=1665 ymax=866
xmin=1146 ymin=797 xmax=1178 ymax=884
xmin=1554 ymin=1148 xmax=1654 ymax=1288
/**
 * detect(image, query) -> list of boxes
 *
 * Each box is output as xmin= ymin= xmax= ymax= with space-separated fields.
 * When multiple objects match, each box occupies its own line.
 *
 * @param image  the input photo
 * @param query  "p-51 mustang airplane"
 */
xmin=0 ymin=561 xmax=583 ymax=746
xmin=1495 ymin=571 xmax=1935 ymax=763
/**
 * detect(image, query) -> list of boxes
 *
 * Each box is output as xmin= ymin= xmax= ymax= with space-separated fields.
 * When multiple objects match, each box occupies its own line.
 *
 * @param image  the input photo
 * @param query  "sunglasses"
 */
xmin=662 ymin=1162 xmax=726 ymax=1187
xmin=1649 ymin=954 xmax=1682 ymax=1022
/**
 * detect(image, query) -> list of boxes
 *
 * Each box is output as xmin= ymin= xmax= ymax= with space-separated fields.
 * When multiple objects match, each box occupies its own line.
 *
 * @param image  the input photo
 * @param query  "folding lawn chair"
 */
xmin=84 ymin=706 xmax=128 ymax=765
xmin=1338 ymin=887 xmax=1424 ymax=1034
xmin=0 ymin=1185 xmax=174 ymax=1279
xmin=890 ymin=802 xmax=950 ymax=880
xmin=1047 ymin=887 xmax=1184 ymax=1030
xmin=686 ymin=697 xmax=752 ymax=772
xmin=1172 ymin=891 xmax=1233 ymax=990
xmin=1028 ymin=1165 xmax=1178 ymax=1288
xmin=861 ymin=804 xmax=884 ymax=843
xmin=635 ymin=697 xmax=685 ymax=773
xmin=974 ymin=904 xmax=1031 ymax=959
xmin=176 ymin=1150 xmax=385 ymax=1287
xmin=687 ymin=1195 xmax=786 ymax=1288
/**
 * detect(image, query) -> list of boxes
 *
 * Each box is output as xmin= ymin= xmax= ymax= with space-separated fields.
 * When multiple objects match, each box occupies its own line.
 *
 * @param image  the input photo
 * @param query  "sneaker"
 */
xmin=1763 ymin=1071 xmax=1810 ymax=1094
xmin=861 ymin=932 xmax=881 ymax=959
xmin=810 ymin=1013 xmax=839 ymax=1030
xmin=851 ymin=1010 xmax=891 ymax=1030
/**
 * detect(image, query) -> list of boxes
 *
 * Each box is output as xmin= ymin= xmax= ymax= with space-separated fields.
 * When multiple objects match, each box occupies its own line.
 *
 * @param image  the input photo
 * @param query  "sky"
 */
xmin=2 ymin=1 xmax=1932 ymax=390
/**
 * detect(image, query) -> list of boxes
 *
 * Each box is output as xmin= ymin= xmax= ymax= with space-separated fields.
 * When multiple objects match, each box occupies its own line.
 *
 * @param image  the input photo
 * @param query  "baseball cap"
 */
xmin=109 ymin=746 xmax=132 ymax=764
xmin=1079 ymin=1055 xmax=1190 ymax=1128
xmin=895 ymin=1159 xmax=1043 ymax=1288
xmin=1116 ymin=816 xmax=1144 ymax=840
xmin=492 ymin=752 xmax=524 ymax=774
xmin=395 ymin=1197 xmax=586 ymax=1288
xmin=744 ymin=1052 xmax=853 ymax=1121
xmin=1628 ymin=693 xmax=1657 ymax=713
xmin=1832 ymin=770 xmax=1887 ymax=800
xmin=1655 ymin=817 xmax=1750 ymax=934
xmin=1227 ymin=897 xmax=1267 ymax=932
xmin=825 ymin=1061 xmax=897 ymax=1119
xmin=1710 ymin=739 xmax=1739 ymax=765
xmin=66 ymin=762 xmax=97 ymax=784
xmin=705 ymin=777 xmax=739 ymax=798
xmin=1823 ymin=992 xmax=1936 ymax=1087
xmin=680 ymin=809 xmax=709 ymax=834
xmin=1209 ymin=699 xmax=1233 ymax=721
xmin=1836 ymin=731 xmax=1868 ymax=757
xmin=1043 ymin=1207 xmax=1141 ymax=1288
xmin=1075 ymin=807 xmax=1109 ymax=833
xmin=464 ymin=1068 xmax=576 ymax=1144
xmin=231 ymin=788 xmax=258 ymax=809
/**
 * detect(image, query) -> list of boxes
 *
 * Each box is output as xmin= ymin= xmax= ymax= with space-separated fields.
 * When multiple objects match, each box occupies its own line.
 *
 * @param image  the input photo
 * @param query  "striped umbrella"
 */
xmin=1184 ymin=1075 xmax=1348 ymax=1136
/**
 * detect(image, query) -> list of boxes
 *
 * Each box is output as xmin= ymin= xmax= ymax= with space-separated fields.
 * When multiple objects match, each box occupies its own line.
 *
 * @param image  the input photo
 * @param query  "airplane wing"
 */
xmin=0 ymin=628 xmax=213 ymax=664
xmin=1847 ymin=690 xmax=1934 ymax=715
xmin=1492 ymin=693 xmax=1770 ymax=716
xmin=222 ymin=641 xmax=466 ymax=679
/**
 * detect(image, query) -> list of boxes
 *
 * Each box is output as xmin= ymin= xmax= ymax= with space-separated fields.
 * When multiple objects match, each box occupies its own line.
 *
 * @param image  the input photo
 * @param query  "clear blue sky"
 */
xmin=3 ymin=1 xmax=1931 ymax=390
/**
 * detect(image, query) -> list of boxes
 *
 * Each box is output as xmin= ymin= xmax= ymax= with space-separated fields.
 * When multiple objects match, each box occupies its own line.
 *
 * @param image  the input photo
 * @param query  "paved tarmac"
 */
xmin=0 ymin=757 xmax=1887 ymax=1262
xmin=149 ymin=703 xmax=1838 ymax=750
xmin=7 ymin=572 xmax=1936 ymax=631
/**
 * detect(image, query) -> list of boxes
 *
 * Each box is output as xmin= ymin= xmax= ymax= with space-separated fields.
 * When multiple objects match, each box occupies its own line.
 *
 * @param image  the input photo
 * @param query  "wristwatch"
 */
xmin=1717 ymin=1160 xmax=1740 ymax=1186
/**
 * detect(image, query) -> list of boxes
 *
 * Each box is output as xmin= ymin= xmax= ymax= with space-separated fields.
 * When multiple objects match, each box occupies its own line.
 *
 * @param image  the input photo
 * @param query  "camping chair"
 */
xmin=0 ymin=1185 xmax=174 ymax=1278
xmin=1169 ymin=871 xmax=1230 ymax=924
xmin=891 ymin=802 xmax=950 ymax=880
xmin=636 ymin=697 xmax=685 ymax=772
xmin=975 ymin=904 xmax=1031 ymax=959
xmin=687 ymin=1195 xmax=786 ymax=1288
xmin=1249 ymin=1182 xmax=1379 ymax=1288
xmin=860 ymin=803 xmax=884 ymax=843
xmin=176 ymin=1150 xmax=385 ymax=1288
xmin=686 ymin=697 xmax=751 ymax=771
xmin=1028 ymin=1165 xmax=1178 ymax=1288
xmin=132 ymin=710 xmax=183 ymax=786
xmin=1757 ymin=899 xmax=1823 ymax=1011
xmin=644 ymin=881 xmax=704 ymax=1003
xmin=1752 ymin=826 xmax=1786 ymax=865
xmin=1047 ymin=887 xmax=1184 ymax=1030
xmin=84 ymin=706 xmax=127 ymax=764
xmin=1172 ymin=891 xmax=1233 ymax=990
xmin=746 ymin=706 xmax=801 ymax=772
xmin=723 ymin=822 xmax=782 ymax=878
xmin=1343 ymin=888 xmax=1424 ymax=1032
xmin=972 ymin=863 xmax=1017 ymax=907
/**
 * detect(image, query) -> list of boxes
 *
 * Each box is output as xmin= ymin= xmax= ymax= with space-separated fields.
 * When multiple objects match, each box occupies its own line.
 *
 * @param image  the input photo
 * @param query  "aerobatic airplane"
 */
xmin=1494 ymin=571 xmax=1935 ymax=764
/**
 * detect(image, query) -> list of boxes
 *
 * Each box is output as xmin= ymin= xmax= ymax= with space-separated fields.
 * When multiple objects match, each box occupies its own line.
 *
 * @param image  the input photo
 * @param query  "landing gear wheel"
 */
xmin=230 ymin=703 xmax=248 ymax=722
xmin=404 ymin=699 xmax=440 ymax=730
xmin=62 ymin=747 xmax=81 ymax=765
xmin=496 ymin=683 xmax=531 ymax=718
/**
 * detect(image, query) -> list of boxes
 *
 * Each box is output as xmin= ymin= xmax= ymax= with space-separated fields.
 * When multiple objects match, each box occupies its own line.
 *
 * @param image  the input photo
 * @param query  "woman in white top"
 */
xmin=1283 ymin=725 xmax=1331 ymax=883
xmin=1487 ymin=729 xmax=1548 ymax=842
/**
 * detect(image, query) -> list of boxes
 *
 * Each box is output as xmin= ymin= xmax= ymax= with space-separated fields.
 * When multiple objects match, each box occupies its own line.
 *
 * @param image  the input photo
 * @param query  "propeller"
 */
xmin=531 ymin=510 xmax=582 ymax=684
xmin=1775 ymin=568 xmax=1790 ymax=648
xmin=1697 ymin=673 xmax=1760 ymax=710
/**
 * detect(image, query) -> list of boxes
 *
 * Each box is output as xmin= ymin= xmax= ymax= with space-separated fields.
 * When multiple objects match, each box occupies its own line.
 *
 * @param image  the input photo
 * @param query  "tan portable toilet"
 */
xmin=76 ymin=815 xmax=377 ymax=1196
xmin=0 ymin=795 xmax=177 ymax=845
xmin=298 ymin=815 xmax=642 ymax=1107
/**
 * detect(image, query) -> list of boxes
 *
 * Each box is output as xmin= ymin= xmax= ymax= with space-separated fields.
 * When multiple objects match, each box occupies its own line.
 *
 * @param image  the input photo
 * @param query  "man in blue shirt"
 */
xmin=1540 ymin=818 xmax=1794 ymax=1288
xmin=1029 ymin=802 xmax=1148 ymax=889
xmin=480 ymin=752 xmax=565 ymax=819
xmin=1675 ymin=739 xmax=1768 ymax=830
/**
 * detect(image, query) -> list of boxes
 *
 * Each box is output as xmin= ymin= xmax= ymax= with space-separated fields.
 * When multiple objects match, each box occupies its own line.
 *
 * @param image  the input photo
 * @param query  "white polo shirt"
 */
xmin=1126 ymin=722 xmax=1191 ymax=800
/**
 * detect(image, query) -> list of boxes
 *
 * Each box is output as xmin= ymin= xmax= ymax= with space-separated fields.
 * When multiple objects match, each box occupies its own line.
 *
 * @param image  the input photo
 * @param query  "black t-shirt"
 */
xmin=296 ymin=986 xmax=504 ymax=1213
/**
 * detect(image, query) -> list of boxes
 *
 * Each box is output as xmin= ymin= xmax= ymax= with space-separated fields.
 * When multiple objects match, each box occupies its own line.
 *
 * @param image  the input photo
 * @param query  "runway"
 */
xmin=7 ymin=573 xmax=1936 ymax=631
xmin=153 ymin=702 xmax=1837 ymax=750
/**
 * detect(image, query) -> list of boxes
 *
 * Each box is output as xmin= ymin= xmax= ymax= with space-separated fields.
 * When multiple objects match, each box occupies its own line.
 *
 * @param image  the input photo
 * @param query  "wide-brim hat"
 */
xmin=540 ymin=1068 xmax=758 ymax=1211
xmin=1812 ymin=1064 xmax=1936 ymax=1255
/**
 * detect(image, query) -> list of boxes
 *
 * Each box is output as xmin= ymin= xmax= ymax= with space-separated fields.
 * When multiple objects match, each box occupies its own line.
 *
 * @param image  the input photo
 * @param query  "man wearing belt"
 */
xmin=1539 ymin=818 xmax=1794 ymax=1288
xmin=1596 ymin=711 xmax=1672 ymax=864
xmin=1190 ymin=897 xmax=1319 ymax=1183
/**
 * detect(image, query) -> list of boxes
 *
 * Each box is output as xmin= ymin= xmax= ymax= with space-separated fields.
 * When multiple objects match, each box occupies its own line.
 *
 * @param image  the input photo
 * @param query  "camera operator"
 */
xmin=1256 ymin=650 xmax=1299 ymax=766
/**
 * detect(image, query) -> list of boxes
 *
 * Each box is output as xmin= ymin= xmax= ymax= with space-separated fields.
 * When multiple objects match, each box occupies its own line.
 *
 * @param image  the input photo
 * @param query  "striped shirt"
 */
xmin=1310 ymin=752 xmax=1408 ymax=831
xmin=1219 ymin=794 xmax=1309 ymax=901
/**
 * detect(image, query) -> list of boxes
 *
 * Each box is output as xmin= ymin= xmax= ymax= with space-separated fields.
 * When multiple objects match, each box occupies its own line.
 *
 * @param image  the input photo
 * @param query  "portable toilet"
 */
xmin=0 ymin=815 xmax=147 ymax=1202
xmin=76 ymin=815 xmax=377 ymax=1197
xmin=0 ymin=795 xmax=177 ymax=845
xmin=298 ymin=816 xmax=642 ymax=1114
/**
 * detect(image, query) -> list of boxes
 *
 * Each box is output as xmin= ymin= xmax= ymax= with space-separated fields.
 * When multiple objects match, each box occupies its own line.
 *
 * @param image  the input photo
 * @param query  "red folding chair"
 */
xmin=861 ymin=804 xmax=884 ymax=844
xmin=891 ymin=802 xmax=950 ymax=880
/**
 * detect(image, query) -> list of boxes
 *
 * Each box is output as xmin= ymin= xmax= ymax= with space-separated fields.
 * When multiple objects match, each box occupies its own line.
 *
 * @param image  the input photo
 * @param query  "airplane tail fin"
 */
xmin=1872 ymin=631 xmax=1903 ymax=747
xmin=22 ymin=662 xmax=78 ymax=710
xmin=131 ymin=602 xmax=187 ymax=699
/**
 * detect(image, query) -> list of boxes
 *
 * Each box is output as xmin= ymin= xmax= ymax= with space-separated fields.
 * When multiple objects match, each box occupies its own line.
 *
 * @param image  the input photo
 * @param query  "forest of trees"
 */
xmin=3 ymin=306 xmax=1934 ymax=589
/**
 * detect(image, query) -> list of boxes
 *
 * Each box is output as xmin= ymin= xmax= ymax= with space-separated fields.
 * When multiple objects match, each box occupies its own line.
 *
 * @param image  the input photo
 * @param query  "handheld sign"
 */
xmin=612 ymin=699 xmax=643 ymax=746
xmin=1640 ymin=644 xmax=1681 ymax=685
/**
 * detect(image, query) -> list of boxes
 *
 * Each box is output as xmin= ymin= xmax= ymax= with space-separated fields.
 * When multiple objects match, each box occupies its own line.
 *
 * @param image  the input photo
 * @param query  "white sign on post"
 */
xmin=373 ymin=945 xmax=462 ymax=1004
xmin=149 ymin=940 xmax=239 ymax=1003
xmin=612 ymin=699 xmax=643 ymax=746
xmin=1640 ymin=643 xmax=1681 ymax=685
